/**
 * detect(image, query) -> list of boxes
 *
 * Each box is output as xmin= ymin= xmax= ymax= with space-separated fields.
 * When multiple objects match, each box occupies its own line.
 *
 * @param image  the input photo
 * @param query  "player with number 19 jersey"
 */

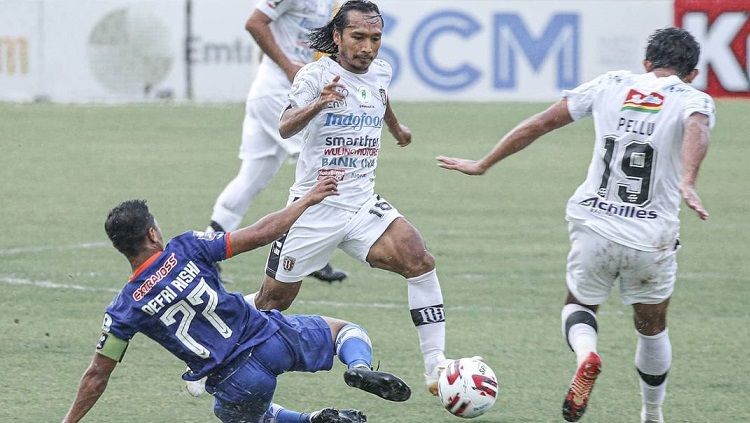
xmin=287 ymin=56 xmax=392 ymax=212
xmin=100 ymin=231 xmax=279 ymax=381
xmin=564 ymin=71 xmax=715 ymax=251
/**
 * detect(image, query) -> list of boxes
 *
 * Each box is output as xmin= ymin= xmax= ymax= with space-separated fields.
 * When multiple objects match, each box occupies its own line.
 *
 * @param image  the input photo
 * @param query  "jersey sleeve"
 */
xmin=683 ymin=90 xmax=716 ymax=129
xmin=98 ymin=299 xmax=136 ymax=361
xmin=256 ymin=0 xmax=296 ymax=21
xmin=184 ymin=230 xmax=232 ymax=262
xmin=288 ymin=62 xmax=323 ymax=108
xmin=563 ymin=74 xmax=613 ymax=120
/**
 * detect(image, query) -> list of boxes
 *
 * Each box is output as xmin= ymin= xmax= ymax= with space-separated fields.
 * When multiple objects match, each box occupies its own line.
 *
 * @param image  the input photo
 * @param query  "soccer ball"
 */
xmin=437 ymin=357 xmax=499 ymax=418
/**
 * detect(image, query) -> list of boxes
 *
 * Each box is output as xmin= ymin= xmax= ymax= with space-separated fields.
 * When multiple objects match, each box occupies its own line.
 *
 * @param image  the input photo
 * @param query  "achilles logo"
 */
xmin=410 ymin=304 xmax=445 ymax=326
xmin=579 ymin=196 xmax=657 ymax=219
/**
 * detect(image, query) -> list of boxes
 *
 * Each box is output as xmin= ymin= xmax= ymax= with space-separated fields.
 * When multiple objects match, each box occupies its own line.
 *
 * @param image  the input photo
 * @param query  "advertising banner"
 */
xmin=2 ymin=0 xmax=710 ymax=103
xmin=0 ymin=0 xmax=41 ymax=101
xmin=377 ymin=0 xmax=671 ymax=101
xmin=40 ymin=0 xmax=186 ymax=102
xmin=676 ymin=0 xmax=750 ymax=97
xmin=189 ymin=1 xmax=259 ymax=101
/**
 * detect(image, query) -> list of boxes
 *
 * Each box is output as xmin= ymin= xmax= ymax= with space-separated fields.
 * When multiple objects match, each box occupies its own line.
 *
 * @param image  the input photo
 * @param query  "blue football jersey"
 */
xmin=102 ymin=231 xmax=279 ymax=379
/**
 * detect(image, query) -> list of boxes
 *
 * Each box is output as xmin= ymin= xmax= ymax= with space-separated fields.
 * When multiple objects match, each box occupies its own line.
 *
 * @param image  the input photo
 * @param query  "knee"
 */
xmin=255 ymin=291 xmax=294 ymax=311
xmin=402 ymin=250 xmax=435 ymax=278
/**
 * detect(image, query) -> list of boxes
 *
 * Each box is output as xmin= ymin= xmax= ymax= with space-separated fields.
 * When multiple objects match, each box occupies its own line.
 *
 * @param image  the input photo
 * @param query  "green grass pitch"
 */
xmin=1 ymin=100 xmax=748 ymax=422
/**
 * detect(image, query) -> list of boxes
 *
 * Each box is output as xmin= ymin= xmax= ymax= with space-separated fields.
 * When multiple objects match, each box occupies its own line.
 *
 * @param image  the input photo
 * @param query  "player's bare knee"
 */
xmin=256 ymin=291 xmax=293 ymax=311
xmin=400 ymin=250 xmax=435 ymax=278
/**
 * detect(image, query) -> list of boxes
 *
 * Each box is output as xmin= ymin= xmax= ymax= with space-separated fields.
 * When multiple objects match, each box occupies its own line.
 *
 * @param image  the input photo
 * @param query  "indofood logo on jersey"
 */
xmin=324 ymin=112 xmax=383 ymax=131
xmin=620 ymin=90 xmax=664 ymax=114
xmin=578 ymin=197 xmax=657 ymax=219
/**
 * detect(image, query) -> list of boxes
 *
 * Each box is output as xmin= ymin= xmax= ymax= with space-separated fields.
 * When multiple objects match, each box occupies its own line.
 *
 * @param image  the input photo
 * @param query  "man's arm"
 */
xmin=229 ymin=177 xmax=338 ymax=255
xmin=384 ymin=99 xmax=412 ymax=147
xmin=62 ymin=353 xmax=117 ymax=423
xmin=246 ymin=9 xmax=301 ymax=82
xmin=279 ymin=76 xmax=345 ymax=138
xmin=436 ymin=99 xmax=574 ymax=175
xmin=680 ymin=112 xmax=710 ymax=220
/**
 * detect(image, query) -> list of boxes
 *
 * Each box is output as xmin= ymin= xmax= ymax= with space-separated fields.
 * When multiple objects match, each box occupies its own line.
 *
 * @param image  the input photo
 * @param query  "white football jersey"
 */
xmin=564 ymin=71 xmax=715 ymax=251
xmin=287 ymin=56 xmax=392 ymax=211
xmin=248 ymin=0 xmax=336 ymax=100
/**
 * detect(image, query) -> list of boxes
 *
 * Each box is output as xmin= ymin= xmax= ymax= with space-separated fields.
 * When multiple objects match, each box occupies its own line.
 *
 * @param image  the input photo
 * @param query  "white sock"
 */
xmin=244 ymin=292 xmax=258 ymax=309
xmin=561 ymin=304 xmax=598 ymax=367
xmin=636 ymin=329 xmax=671 ymax=416
xmin=407 ymin=269 xmax=446 ymax=373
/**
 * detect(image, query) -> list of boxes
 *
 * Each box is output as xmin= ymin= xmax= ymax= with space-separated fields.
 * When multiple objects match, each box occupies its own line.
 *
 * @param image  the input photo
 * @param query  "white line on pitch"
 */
xmin=0 ymin=275 xmax=514 ymax=313
xmin=0 ymin=242 xmax=109 ymax=256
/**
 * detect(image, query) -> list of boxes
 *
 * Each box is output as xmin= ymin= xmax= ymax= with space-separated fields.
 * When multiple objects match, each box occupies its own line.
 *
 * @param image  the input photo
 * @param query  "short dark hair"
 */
xmin=104 ymin=199 xmax=155 ymax=257
xmin=645 ymin=27 xmax=700 ymax=78
xmin=308 ymin=0 xmax=383 ymax=55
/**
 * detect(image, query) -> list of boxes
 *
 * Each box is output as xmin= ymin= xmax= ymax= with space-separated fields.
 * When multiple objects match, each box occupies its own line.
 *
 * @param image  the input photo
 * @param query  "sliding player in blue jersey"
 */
xmin=63 ymin=177 xmax=410 ymax=423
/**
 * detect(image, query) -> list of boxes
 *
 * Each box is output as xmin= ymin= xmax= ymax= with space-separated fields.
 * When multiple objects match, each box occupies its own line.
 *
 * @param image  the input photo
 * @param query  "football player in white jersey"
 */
xmin=206 ymin=0 xmax=347 ymax=283
xmin=437 ymin=27 xmax=714 ymax=423
xmin=248 ymin=0 xmax=454 ymax=396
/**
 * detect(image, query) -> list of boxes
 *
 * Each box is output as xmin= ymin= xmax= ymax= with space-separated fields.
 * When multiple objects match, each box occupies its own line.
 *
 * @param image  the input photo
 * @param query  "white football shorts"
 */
xmin=240 ymin=95 xmax=303 ymax=160
xmin=566 ymin=221 xmax=678 ymax=305
xmin=265 ymin=194 xmax=402 ymax=282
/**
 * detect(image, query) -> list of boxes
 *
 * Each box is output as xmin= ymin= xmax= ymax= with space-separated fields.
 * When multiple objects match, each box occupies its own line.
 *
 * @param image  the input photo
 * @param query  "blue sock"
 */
xmin=336 ymin=324 xmax=373 ymax=369
xmin=276 ymin=408 xmax=310 ymax=423
xmin=265 ymin=403 xmax=310 ymax=423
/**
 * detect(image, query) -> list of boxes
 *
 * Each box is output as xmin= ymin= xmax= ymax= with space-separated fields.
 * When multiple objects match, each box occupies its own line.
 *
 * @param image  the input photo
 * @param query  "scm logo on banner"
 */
xmin=381 ymin=11 xmax=579 ymax=91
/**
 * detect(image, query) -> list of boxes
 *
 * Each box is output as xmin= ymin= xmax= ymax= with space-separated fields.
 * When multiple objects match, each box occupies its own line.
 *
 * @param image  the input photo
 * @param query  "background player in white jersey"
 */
xmin=62 ymin=178 xmax=411 ymax=423
xmin=206 ymin=0 xmax=346 ymax=283
xmin=437 ymin=27 xmax=714 ymax=423
xmin=249 ymin=0 xmax=454 ymax=396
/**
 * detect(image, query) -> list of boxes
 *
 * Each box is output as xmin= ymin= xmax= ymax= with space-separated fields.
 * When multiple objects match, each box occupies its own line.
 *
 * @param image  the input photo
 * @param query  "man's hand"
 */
xmin=304 ymin=177 xmax=339 ymax=205
xmin=315 ymin=76 xmax=346 ymax=110
xmin=435 ymin=156 xmax=487 ymax=175
xmin=681 ymin=184 xmax=709 ymax=220
xmin=390 ymin=123 xmax=412 ymax=147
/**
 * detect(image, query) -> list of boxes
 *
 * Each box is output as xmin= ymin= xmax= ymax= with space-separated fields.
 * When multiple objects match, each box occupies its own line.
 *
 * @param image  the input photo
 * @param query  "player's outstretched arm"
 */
xmin=437 ymin=99 xmax=574 ymax=175
xmin=279 ymin=76 xmax=345 ymax=139
xmin=230 ymin=177 xmax=339 ymax=255
xmin=680 ymin=112 xmax=710 ymax=220
xmin=385 ymin=100 xmax=412 ymax=147
xmin=246 ymin=9 xmax=302 ymax=82
xmin=62 ymin=353 xmax=117 ymax=423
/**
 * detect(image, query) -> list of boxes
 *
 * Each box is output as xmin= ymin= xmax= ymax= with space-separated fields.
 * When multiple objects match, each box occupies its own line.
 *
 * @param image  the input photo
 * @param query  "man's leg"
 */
xmin=321 ymin=316 xmax=411 ymax=402
xmin=561 ymin=292 xmax=602 ymax=422
xmin=561 ymin=223 xmax=617 ymax=422
xmin=365 ymin=217 xmax=449 ymax=395
xmin=633 ymin=301 xmax=671 ymax=423
xmin=254 ymin=275 xmax=303 ymax=311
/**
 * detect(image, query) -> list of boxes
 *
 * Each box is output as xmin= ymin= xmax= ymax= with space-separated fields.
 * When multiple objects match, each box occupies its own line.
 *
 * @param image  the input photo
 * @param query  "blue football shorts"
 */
xmin=206 ymin=312 xmax=334 ymax=422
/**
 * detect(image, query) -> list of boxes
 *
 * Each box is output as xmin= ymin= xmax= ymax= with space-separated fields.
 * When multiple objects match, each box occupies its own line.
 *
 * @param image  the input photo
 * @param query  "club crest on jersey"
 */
xmin=621 ymin=89 xmax=664 ymax=114
xmin=357 ymin=86 xmax=371 ymax=104
xmin=282 ymin=256 xmax=296 ymax=271
xmin=379 ymin=88 xmax=387 ymax=105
